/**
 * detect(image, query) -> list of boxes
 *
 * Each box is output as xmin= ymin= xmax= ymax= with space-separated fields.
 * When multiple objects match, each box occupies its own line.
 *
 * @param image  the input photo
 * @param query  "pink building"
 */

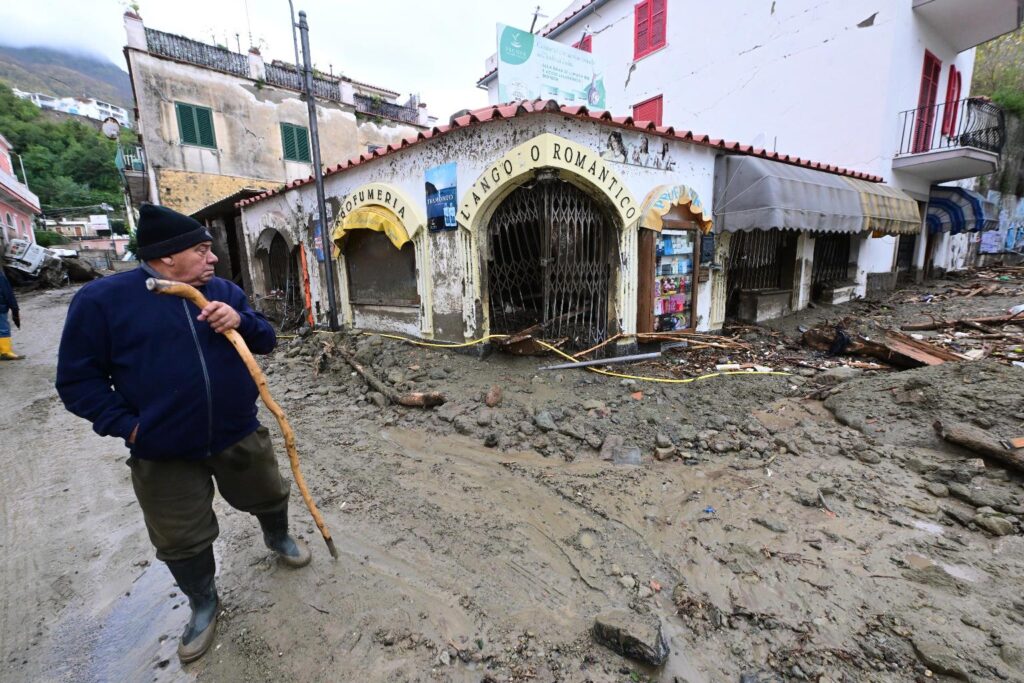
xmin=0 ymin=133 xmax=40 ymax=247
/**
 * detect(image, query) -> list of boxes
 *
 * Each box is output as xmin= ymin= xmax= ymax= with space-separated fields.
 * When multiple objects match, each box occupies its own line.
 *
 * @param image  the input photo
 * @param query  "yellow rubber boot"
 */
xmin=0 ymin=337 xmax=23 ymax=360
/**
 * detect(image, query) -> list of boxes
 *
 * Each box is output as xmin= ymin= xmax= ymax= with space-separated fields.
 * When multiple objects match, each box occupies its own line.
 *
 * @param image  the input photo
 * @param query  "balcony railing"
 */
xmin=897 ymin=97 xmax=1005 ymax=157
xmin=354 ymin=93 xmax=419 ymax=125
xmin=264 ymin=63 xmax=342 ymax=102
xmin=116 ymin=144 xmax=146 ymax=173
xmin=145 ymin=28 xmax=250 ymax=78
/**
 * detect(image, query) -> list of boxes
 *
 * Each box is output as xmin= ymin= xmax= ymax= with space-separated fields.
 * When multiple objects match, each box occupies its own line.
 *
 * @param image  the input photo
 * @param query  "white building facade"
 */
xmin=13 ymin=88 xmax=132 ymax=128
xmin=480 ymin=0 xmax=1022 ymax=290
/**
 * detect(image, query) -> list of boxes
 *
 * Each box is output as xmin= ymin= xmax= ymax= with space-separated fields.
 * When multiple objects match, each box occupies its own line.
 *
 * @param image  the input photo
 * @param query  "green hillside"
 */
xmin=0 ymin=45 xmax=132 ymax=109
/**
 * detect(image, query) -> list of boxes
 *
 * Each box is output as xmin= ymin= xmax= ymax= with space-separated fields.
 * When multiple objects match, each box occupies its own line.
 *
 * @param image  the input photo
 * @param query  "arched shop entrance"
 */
xmin=255 ymin=226 xmax=302 ymax=326
xmin=332 ymin=183 xmax=431 ymax=335
xmin=458 ymin=133 xmax=640 ymax=350
xmin=486 ymin=172 xmax=620 ymax=349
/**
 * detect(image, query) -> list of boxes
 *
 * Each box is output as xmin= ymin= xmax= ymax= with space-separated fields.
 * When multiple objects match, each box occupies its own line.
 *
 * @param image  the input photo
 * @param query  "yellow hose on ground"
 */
xmin=360 ymin=332 xmax=790 ymax=384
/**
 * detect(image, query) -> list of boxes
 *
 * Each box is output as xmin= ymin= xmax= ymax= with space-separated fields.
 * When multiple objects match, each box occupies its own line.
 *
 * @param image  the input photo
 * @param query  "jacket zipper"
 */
xmin=184 ymin=299 xmax=214 ymax=457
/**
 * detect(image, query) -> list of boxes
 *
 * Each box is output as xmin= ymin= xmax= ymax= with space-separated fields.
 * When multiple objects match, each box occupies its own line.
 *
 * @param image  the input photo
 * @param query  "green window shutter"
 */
xmin=176 ymin=102 xmax=197 ymax=145
xmin=281 ymin=124 xmax=297 ymax=160
xmin=281 ymin=123 xmax=311 ymax=162
xmin=175 ymin=102 xmax=215 ymax=148
xmin=195 ymin=107 xmax=215 ymax=148
xmin=295 ymin=125 xmax=310 ymax=162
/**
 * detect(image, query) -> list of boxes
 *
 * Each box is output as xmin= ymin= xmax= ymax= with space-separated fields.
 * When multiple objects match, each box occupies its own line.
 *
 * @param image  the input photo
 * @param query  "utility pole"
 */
xmin=297 ymin=9 xmax=339 ymax=330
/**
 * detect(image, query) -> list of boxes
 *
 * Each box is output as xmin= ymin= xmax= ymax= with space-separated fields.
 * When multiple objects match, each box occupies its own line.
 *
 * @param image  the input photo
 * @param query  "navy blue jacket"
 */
xmin=0 ymin=271 xmax=17 ymax=313
xmin=56 ymin=267 xmax=276 ymax=460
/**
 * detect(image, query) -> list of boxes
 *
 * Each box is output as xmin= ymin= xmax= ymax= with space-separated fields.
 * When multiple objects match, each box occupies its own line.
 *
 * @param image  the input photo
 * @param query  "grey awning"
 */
xmin=713 ymin=156 xmax=919 ymax=235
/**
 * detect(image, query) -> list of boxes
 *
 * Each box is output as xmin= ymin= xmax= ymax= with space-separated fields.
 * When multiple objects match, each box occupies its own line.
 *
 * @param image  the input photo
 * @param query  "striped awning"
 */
xmin=332 ymin=205 xmax=411 ymax=251
xmin=926 ymin=187 xmax=999 ymax=235
xmin=843 ymin=177 xmax=921 ymax=236
xmin=713 ymin=156 xmax=919 ymax=235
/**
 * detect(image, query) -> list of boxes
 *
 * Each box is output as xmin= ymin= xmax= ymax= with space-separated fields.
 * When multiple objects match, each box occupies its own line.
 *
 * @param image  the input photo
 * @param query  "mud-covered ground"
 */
xmin=2 ymin=271 xmax=1023 ymax=683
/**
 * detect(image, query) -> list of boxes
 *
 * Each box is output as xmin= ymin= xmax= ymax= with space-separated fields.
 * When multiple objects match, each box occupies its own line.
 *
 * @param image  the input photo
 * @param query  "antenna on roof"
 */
xmin=529 ymin=5 xmax=547 ymax=33
xmin=235 ymin=32 xmax=241 ymax=53
xmin=244 ymin=0 xmax=254 ymax=48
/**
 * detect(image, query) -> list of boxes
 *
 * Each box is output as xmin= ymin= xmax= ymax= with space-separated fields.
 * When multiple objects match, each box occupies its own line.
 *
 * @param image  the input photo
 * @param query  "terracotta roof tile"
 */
xmin=235 ymin=98 xmax=886 ymax=208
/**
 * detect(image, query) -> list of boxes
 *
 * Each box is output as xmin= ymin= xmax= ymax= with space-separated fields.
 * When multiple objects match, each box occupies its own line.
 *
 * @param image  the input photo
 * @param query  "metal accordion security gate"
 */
xmin=486 ymin=177 xmax=618 ymax=350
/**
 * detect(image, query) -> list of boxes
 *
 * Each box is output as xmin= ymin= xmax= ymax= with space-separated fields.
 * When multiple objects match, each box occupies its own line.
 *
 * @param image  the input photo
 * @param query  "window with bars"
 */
xmin=280 ymin=123 xmax=311 ymax=163
xmin=573 ymin=34 xmax=592 ymax=52
xmin=634 ymin=0 xmax=667 ymax=60
xmin=633 ymin=95 xmax=663 ymax=126
xmin=174 ymin=102 xmax=216 ymax=148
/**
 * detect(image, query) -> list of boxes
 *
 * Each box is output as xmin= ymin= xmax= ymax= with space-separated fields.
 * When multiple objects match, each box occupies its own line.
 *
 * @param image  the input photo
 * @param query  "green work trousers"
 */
xmin=127 ymin=425 xmax=290 ymax=562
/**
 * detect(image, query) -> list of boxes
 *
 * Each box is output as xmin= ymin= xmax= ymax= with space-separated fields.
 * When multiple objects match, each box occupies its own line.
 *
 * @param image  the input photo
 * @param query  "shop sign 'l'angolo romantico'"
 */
xmin=457 ymin=133 xmax=639 ymax=230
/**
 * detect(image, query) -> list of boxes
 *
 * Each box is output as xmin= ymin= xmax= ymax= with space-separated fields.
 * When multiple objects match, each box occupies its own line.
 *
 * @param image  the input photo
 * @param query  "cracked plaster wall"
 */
xmin=127 ymin=50 xmax=419 ymax=214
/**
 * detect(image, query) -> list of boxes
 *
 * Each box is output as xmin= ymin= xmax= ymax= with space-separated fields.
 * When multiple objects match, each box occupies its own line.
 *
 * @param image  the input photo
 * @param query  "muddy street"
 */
xmin=2 ymin=273 xmax=1024 ymax=683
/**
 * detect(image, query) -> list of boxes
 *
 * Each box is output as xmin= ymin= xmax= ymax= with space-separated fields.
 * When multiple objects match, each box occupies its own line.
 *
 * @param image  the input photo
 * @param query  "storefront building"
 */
xmin=238 ymin=100 xmax=917 ymax=343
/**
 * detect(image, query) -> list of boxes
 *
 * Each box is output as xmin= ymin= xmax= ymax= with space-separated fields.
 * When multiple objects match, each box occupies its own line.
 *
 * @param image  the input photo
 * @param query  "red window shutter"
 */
xmin=634 ymin=1 xmax=650 ymax=59
xmin=650 ymin=0 xmax=667 ymax=49
xmin=633 ymin=95 xmax=663 ymax=126
xmin=941 ymin=65 xmax=959 ymax=136
xmin=912 ymin=51 xmax=942 ymax=153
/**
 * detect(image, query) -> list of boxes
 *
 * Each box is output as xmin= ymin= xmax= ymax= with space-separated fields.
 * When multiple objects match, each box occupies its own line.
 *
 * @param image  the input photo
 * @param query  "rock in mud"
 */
xmin=856 ymin=450 xmax=882 ymax=464
xmin=453 ymin=416 xmax=475 ymax=435
xmin=927 ymin=483 xmax=950 ymax=498
xmin=818 ymin=366 xmax=862 ymax=384
xmin=1000 ymin=643 xmax=1024 ymax=672
xmin=655 ymin=433 xmax=672 ymax=448
xmin=753 ymin=517 xmax=788 ymax=533
xmin=974 ymin=514 xmax=1014 ymax=536
xmin=534 ymin=410 xmax=557 ymax=432
xmin=912 ymin=634 xmax=970 ymax=680
xmin=654 ymin=446 xmax=675 ymax=461
xmin=484 ymin=385 xmax=503 ymax=407
xmin=367 ymin=391 xmax=387 ymax=408
xmin=591 ymin=609 xmax=669 ymax=666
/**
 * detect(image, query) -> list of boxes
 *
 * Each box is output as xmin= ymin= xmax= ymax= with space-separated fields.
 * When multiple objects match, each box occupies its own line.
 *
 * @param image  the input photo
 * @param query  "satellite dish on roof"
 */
xmin=101 ymin=117 xmax=120 ymax=140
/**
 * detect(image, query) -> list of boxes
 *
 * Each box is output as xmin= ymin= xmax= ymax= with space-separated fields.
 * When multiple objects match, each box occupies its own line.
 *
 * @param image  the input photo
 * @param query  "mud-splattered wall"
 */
xmin=239 ymin=113 xmax=720 ymax=339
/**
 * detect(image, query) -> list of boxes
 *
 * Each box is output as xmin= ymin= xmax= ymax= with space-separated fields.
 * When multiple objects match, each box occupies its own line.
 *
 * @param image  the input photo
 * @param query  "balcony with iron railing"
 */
xmin=353 ymin=93 xmax=420 ymax=125
xmin=894 ymin=97 xmax=1005 ymax=182
xmin=145 ymin=28 xmax=249 ymax=78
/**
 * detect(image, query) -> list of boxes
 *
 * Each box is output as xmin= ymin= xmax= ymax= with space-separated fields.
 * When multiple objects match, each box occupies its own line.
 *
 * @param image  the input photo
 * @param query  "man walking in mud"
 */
xmin=56 ymin=204 xmax=311 ymax=663
xmin=0 ymin=268 xmax=22 ymax=360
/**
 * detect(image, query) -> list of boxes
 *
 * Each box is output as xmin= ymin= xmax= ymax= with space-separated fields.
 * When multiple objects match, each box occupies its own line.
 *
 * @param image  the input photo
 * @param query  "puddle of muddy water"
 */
xmin=906 ymin=553 xmax=984 ymax=583
xmin=45 ymin=563 xmax=191 ymax=683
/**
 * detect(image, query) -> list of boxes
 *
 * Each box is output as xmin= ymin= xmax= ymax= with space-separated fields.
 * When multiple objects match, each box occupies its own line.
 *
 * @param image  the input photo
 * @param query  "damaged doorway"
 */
xmin=257 ymin=230 xmax=302 ymax=327
xmin=486 ymin=174 xmax=619 ymax=350
xmin=811 ymin=233 xmax=852 ymax=299
xmin=725 ymin=228 xmax=797 ymax=318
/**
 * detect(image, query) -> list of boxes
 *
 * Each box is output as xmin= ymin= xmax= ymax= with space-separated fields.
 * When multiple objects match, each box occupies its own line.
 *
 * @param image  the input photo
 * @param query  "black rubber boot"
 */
xmin=165 ymin=545 xmax=220 ymax=663
xmin=257 ymin=506 xmax=311 ymax=568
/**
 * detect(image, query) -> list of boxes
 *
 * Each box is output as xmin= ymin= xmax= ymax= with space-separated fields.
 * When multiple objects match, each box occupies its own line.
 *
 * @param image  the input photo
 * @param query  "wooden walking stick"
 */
xmin=146 ymin=278 xmax=338 ymax=559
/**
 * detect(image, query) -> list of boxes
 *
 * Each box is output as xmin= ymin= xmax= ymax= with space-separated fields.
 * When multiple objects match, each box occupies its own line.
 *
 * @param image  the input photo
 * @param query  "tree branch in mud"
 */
xmin=933 ymin=420 xmax=1024 ymax=474
xmin=330 ymin=343 xmax=445 ymax=408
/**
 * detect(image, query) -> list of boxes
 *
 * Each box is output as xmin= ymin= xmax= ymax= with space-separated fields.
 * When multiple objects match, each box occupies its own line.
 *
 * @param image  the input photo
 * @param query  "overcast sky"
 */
xmin=0 ymin=0 xmax=562 ymax=119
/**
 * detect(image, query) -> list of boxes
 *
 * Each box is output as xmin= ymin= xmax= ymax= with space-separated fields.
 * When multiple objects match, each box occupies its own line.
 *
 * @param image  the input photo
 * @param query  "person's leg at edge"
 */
xmin=0 ymin=306 xmax=21 ymax=360
xmin=128 ymin=456 xmax=220 ymax=662
xmin=210 ymin=425 xmax=311 ymax=568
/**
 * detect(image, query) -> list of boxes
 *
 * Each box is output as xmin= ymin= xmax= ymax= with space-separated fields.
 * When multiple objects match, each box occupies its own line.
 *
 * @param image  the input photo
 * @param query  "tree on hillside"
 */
xmin=0 ymin=83 xmax=135 ymax=212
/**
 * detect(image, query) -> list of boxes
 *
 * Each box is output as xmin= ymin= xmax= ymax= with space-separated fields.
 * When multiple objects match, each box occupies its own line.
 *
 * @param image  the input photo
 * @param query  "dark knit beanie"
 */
xmin=136 ymin=204 xmax=213 ymax=260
